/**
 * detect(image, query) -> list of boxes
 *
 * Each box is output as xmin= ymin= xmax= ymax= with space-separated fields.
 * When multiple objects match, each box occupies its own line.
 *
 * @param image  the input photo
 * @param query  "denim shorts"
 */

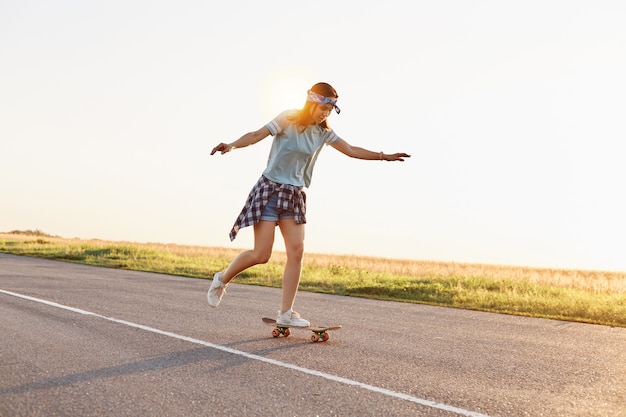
xmin=259 ymin=192 xmax=295 ymax=222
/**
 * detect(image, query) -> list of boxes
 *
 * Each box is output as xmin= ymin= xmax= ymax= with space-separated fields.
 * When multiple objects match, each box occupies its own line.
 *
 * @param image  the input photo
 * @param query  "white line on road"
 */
xmin=1 ymin=289 xmax=492 ymax=417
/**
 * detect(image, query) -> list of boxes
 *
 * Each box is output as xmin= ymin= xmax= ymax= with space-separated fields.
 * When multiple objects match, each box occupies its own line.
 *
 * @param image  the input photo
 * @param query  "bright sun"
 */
xmin=261 ymin=72 xmax=314 ymax=112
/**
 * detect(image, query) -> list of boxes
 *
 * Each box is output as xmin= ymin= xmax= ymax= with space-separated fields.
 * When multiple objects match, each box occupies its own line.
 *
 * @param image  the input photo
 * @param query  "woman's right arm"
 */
xmin=211 ymin=126 xmax=271 ymax=155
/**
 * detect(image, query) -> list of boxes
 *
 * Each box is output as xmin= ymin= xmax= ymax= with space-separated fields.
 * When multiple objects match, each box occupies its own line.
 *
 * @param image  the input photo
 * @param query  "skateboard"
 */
xmin=262 ymin=317 xmax=342 ymax=342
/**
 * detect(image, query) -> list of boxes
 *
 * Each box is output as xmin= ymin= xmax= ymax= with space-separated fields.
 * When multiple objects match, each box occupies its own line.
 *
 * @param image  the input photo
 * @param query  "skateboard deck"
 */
xmin=262 ymin=317 xmax=342 ymax=342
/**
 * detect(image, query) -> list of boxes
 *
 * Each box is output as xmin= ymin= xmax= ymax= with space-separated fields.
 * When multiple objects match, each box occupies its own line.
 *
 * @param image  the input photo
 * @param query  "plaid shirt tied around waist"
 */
xmin=229 ymin=176 xmax=306 ymax=241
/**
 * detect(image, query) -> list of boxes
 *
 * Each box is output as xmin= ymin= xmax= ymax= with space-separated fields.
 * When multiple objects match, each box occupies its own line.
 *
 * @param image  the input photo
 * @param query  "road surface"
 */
xmin=1 ymin=253 xmax=624 ymax=416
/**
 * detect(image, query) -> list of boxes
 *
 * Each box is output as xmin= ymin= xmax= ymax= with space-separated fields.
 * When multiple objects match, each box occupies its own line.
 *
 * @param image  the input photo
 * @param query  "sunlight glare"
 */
xmin=260 ymin=72 xmax=314 ymax=115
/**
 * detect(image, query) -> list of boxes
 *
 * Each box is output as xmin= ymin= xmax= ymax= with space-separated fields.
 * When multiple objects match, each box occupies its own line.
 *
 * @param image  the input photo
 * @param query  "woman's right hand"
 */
xmin=211 ymin=143 xmax=233 ymax=155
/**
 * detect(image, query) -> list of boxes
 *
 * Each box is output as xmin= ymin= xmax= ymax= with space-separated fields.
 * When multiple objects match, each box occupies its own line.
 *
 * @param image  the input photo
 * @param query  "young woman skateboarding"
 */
xmin=208 ymin=82 xmax=410 ymax=327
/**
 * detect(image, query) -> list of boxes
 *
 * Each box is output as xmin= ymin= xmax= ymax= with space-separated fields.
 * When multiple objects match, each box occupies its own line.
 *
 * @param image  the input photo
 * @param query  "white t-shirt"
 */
xmin=263 ymin=109 xmax=341 ymax=187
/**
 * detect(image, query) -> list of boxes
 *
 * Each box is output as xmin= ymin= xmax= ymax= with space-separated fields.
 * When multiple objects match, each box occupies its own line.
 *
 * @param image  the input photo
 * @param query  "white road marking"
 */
xmin=1 ymin=289 xmax=492 ymax=417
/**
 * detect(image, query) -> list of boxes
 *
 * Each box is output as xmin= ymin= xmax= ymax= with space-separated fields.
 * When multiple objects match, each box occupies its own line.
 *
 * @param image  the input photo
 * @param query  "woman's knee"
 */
xmin=251 ymin=248 xmax=272 ymax=264
xmin=286 ymin=242 xmax=304 ymax=263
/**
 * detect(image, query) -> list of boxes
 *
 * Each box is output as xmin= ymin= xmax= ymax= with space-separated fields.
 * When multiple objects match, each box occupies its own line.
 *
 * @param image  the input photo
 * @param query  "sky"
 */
xmin=1 ymin=1 xmax=625 ymax=272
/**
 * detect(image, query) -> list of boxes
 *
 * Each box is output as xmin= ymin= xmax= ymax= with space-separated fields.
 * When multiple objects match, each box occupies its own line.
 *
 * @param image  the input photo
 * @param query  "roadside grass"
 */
xmin=1 ymin=231 xmax=625 ymax=327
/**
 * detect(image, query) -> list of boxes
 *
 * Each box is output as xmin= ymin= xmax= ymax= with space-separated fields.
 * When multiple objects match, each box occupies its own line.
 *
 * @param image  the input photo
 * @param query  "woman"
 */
xmin=209 ymin=82 xmax=410 ymax=327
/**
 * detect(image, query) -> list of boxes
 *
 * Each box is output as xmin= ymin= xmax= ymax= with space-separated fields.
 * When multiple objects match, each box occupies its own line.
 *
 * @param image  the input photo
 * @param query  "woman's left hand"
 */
xmin=384 ymin=152 xmax=411 ymax=161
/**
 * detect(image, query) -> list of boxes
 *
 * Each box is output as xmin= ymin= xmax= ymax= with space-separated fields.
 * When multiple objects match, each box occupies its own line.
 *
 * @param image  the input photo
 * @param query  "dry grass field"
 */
xmin=4 ymin=232 xmax=624 ymax=293
xmin=2 ymin=231 xmax=625 ymax=326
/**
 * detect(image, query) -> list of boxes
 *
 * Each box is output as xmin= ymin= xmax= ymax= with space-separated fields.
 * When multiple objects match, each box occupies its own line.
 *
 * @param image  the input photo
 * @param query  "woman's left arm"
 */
xmin=331 ymin=139 xmax=411 ymax=162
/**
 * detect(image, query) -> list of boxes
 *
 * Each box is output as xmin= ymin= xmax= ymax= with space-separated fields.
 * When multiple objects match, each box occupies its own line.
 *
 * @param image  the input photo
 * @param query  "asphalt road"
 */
xmin=1 ymin=253 xmax=624 ymax=417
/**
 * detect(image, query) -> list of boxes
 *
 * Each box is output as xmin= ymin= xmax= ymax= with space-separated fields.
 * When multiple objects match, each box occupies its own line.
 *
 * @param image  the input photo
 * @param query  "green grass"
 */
xmin=1 ymin=231 xmax=625 ymax=328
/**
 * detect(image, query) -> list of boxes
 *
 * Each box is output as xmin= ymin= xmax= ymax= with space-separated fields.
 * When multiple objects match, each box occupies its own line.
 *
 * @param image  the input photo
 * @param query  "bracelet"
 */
xmin=379 ymin=151 xmax=383 ymax=161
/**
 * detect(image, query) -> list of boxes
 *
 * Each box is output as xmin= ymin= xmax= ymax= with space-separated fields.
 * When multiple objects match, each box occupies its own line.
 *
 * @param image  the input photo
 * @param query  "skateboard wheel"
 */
xmin=321 ymin=332 xmax=329 ymax=342
xmin=271 ymin=328 xmax=281 ymax=338
xmin=283 ymin=329 xmax=290 ymax=337
xmin=310 ymin=333 xmax=320 ymax=342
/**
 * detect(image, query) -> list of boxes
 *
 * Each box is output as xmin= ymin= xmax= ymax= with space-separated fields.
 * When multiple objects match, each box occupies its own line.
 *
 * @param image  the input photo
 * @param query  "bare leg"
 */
xmin=220 ymin=221 xmax=276 ymax=284
xmin=277 ymin=218 xmax=305 ymax=313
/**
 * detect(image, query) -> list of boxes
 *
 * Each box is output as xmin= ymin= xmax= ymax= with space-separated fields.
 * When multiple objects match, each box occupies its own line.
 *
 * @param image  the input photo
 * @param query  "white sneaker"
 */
xmin=276 ymin=309 xmax=310 ymax=327
xmin=207 ymin=272 xmax=228 ymax=308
